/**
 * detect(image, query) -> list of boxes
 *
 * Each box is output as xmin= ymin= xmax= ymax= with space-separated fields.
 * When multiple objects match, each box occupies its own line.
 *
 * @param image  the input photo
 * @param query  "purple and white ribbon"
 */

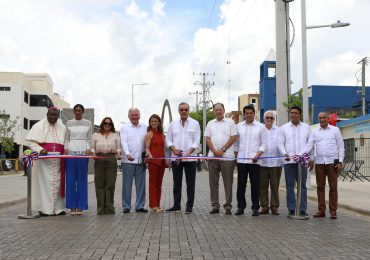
xmin=293 ymin=153 xmax=311 ymax=167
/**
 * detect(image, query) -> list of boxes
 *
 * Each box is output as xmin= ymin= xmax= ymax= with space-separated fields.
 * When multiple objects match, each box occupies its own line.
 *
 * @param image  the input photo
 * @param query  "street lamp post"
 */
xmin=131 ymin=83 xmax=149 ymax=108
xmin=301 ymin=0 xmax=350 ymax=124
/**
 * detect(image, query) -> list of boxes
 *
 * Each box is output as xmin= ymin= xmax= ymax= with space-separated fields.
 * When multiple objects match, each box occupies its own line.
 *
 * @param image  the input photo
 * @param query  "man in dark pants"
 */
xmin=235 ymin=105 xmax=265 ymax=216
xmin=165 ymin=102 xmax=201 ymax=214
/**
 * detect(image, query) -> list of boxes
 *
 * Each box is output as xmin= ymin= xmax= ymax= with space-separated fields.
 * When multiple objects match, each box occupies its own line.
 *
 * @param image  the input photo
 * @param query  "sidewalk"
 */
xmin=1 ymin=170 xmax=370 ymax=259
xmin=307 ymin=174 xmax=370 ymax=215
xmin=0 ymin=171 xmax=369 ymax=215
xmin=0 ymin=171 xmax=96 ymax=209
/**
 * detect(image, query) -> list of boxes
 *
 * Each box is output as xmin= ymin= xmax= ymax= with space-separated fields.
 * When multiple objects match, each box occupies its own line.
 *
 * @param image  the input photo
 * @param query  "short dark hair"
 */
xmin=243 ymin=105 xmax=255 ymax=114
xmin=99 ymin=117 xmax=116 ymax=133
xmin=290 ymin=106 xmax=302 ymax=114
xmin=73 ymin=104 xmax=85 ymax=112
xmin=213 ymin=103 xmax=225 ymax=110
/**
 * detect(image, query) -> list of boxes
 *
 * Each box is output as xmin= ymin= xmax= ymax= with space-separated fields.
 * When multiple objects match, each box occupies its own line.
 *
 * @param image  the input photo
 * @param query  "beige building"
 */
xmin=238 ymin=93 xmax=259 ymax=121
xmin=0 ymin=72 xmax=70 ymax=156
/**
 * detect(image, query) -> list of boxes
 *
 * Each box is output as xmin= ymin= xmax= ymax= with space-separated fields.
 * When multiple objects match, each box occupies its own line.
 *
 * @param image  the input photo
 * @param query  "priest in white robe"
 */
xmin=26 ymin=107 xmax=67 ymax=216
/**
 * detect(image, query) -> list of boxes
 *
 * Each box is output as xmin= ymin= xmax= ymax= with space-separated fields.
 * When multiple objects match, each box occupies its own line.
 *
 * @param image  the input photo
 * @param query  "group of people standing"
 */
xmin=25 ymin=101 xmax=345 ymax=220
xmin=204 ymin=103 xmax=344 ymax=219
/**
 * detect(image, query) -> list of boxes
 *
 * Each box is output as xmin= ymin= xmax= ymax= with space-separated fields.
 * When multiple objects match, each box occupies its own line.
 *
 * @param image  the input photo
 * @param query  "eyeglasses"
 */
xmin=265 ymin=117 xmax=275 ymax=120
xmin=103 ymin=122 xmax=112 ymax=126
xmin=180 ymin=108 xmax=188 ymax=112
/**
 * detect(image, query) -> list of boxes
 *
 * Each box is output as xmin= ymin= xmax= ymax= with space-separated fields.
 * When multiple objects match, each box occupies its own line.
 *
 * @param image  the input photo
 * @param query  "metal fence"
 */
xmin=341 ymin=138 xmax=370 ymax=181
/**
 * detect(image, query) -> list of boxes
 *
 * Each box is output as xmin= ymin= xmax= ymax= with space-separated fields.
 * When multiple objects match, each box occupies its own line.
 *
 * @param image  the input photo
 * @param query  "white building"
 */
xmin=0 ymin=72 xmax=70 ymax=156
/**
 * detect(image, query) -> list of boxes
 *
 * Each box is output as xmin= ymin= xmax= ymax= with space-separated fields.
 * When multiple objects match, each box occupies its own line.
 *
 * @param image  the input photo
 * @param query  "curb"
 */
xmin=307 ymin=193 xmax=370 ymax=216
xmin=0 ymin=198 xmax=27 ymax=209
xmin=280 ymin=187 xmax=370 ymax=217
xmin=0 ymin=179 xmax=96 ymax=210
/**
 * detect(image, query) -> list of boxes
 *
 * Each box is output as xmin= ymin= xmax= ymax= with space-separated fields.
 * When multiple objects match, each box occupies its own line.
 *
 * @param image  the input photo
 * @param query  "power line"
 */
xmin=208 ymin=0 xmax=256 ymax=74
xmin=202 ymin=0 xmax=246 ymax=72
xmin=197 ymin=0 xmax=218 ymax=63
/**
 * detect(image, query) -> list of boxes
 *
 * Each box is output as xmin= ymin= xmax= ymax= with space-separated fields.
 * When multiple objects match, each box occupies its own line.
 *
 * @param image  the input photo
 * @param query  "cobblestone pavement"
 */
xmin=1 ymin=169 xmax=370 ymax=259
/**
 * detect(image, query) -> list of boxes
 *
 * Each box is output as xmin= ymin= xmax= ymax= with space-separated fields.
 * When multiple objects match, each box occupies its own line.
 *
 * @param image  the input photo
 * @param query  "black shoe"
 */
xmin=252 ymin=210 xmax=259 ymax=217
xmin=123 ymin=208 xmax=130 ymax=213
xmin=235 ymin=209 xmax=244 ymax=215
xmin=57 ymin=211 xmax=66 ymax=216
xmin=185 ymin=208 xmax=192 ymax=214
xmin=288 ymin=210 xmax=295 ymax=216
xmin=300 ymin=211 xmax=308 ymax=216
xmin=38 ymin=211 xmax=49 ymax=217
xmin=210 ymin=208 xmax=220 ymax=214
xmin=165 ymin=207 xmax=181 ymax=213
xmin=136 ymin=208 xmax=148 ymax=213
xmin=225 ymin=209 xmax=232 ymax=215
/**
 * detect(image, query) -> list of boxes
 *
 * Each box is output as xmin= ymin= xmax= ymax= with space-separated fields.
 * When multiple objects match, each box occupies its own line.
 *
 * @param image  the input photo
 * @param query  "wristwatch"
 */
xmin=222 ymin=147 xmax=227 ymax=152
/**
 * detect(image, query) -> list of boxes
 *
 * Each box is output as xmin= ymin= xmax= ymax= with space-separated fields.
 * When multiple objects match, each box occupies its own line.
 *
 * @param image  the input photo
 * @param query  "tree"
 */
xmin=0 ymin=110 xmax=19 ymax=156
xmin=282 ymin=88 xmax=303 ymax=111
xmin=189 ymin=109 xmax=215 ymax=151
xmin=282 ymin=88 xmax=303 ymax=120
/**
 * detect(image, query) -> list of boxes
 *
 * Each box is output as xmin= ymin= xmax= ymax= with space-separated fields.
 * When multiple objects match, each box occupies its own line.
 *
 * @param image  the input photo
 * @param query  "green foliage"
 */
xmin=189 ymin=109 xmax=215 ymax=133
xmin=282 ymin=88 xmax=303 ymax=112
xmin=282 ymin=88 xmax=303 ymax=120
xmin=189 ymin=109 xmax=215 ymax=153
xmin=0 ymin=110 xmax=19 ymax=155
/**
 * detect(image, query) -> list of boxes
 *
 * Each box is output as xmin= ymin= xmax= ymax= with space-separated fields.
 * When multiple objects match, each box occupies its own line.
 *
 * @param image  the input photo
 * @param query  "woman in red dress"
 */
xmin=145 ymin=114 xmax=166 ymax=212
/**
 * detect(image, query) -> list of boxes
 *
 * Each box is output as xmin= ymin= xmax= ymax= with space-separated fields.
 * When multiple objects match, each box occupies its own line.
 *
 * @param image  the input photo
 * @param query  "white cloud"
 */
xmin=314 ymin=51 xmax=363 ymax=85
xmin=0 ymin=0 xmax=369 ymax=128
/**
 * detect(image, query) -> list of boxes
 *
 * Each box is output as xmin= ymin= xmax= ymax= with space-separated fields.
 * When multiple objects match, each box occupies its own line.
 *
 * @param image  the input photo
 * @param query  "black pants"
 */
xmin=237 ymin=163 xmax=260 ymax=210
xmin=171 ymin=161 xmax=197 ymax=209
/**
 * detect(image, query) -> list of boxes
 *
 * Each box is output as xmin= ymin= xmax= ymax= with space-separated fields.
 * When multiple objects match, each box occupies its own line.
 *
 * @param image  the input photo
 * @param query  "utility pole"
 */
xmin=202 ymin=73 xmax=207 ymax=157
xmin=193 ymin=72 xmax=215 ymax=155
xmin=227 ymin=35 xmax=231 ymax=110
xmin=358 ymin=57 xmax=368 ymax=115
xmin=275 ymin=0 xmax=291 ymax=126
xmin=188 ymin=91 xmax=202 ymax=111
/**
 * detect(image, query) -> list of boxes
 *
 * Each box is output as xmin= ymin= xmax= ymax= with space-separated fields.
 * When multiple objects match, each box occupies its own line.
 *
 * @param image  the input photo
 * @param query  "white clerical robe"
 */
xmin=26 ymin=118 xmax=66 ymax=215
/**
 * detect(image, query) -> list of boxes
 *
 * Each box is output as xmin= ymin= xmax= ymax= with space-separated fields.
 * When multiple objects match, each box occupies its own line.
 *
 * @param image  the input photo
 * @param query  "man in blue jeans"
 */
xmin=120 ymin=108 xmax=148 ymax=213
xmin=165 ymin=102 xmax=201 ymax=214
xmin=281 ymin=106 xmax=313 ymax=216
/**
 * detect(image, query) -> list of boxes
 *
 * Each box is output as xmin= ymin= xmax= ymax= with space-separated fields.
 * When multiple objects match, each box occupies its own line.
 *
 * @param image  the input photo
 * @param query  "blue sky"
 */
xmin=0 ymin=0 xmax=369 ymax=126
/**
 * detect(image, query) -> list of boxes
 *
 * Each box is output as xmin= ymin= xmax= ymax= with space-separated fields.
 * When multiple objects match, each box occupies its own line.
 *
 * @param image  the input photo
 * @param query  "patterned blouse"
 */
xmin=65 ymin=118 xmax=92 ymax=155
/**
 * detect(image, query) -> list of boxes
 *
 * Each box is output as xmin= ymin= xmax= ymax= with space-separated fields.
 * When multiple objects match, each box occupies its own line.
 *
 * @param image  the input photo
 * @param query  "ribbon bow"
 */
xmin=22 ymin=152 xmax=39 ymax=168
xmin=293 ymin=153 xmax=310 ymax=167
xmin=175 ymin=150 xmax=185 ymax=165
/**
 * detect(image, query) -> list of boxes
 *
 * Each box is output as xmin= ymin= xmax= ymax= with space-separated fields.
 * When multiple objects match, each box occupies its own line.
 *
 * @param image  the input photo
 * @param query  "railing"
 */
xmin=341 ymin=138 xmax=370 ymax=181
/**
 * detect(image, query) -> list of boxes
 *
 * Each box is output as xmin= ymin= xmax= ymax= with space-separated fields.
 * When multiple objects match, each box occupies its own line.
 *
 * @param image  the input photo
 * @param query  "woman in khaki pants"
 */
xmin=91 ymin=117 xmax=121 ymax=215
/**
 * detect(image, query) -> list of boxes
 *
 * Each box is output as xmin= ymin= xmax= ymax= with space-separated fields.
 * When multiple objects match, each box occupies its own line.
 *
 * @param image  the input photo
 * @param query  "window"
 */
xmin=251 ymin=98 xmax=256 ymax=104
xmin=30 ymin=120 xmax=39 ymax=129
xmin=0 ymin=114 xmax=10 ymax=119
xmin=268 ymin=64 xmax=276 ymax=78
xmin=30 ymin=95 xmax=54 ymax=108
xmin=0 ymin=86 xmax=11 ymax=91
xmin=24 ymin=91 xmax=29 ymax=104
xmin=23 ymin=118 xmax=29 ymax=130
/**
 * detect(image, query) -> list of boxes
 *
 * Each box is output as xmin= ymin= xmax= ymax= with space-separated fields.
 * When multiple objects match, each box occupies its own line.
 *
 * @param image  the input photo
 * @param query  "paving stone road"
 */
xmin=1 ymin=169 xmax=370 ymax=259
